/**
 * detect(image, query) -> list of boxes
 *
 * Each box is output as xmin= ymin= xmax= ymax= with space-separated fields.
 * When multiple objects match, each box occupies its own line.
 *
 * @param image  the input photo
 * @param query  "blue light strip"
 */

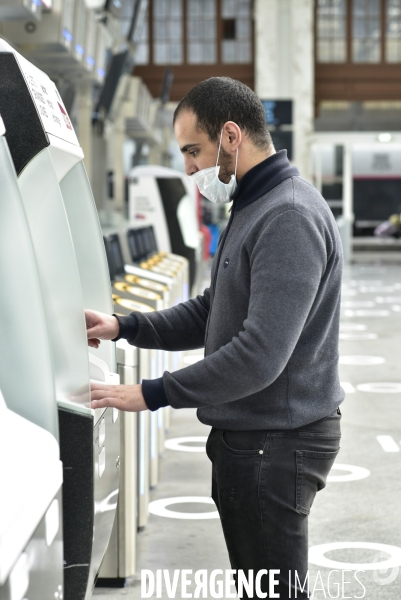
xmin=75 ymin=44 xmax=84 ymax=55
xmin=62 ymin=28 xmax=73 ymax=42
xmin=86 ymin=56 xmax=95 ymax=67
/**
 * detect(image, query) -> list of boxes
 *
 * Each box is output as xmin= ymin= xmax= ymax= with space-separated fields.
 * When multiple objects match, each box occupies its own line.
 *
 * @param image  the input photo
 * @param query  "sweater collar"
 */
xmin=230 ymin=149 xmax=299 ymax=212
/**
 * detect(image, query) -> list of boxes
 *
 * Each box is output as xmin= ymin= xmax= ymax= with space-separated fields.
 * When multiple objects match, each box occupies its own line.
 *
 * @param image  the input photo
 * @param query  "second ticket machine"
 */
xmin=0 ymin=118 xmax=63 ymax=600
xmin=0 ymin=41 xmax=120 ymax=600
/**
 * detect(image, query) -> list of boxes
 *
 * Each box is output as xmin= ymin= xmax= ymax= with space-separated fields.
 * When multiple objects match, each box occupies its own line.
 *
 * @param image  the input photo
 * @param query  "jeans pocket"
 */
xmin=221 ymin=429 xmax=267 ymax=455
xmin=295 ymin=447 xmax=340 ymax=515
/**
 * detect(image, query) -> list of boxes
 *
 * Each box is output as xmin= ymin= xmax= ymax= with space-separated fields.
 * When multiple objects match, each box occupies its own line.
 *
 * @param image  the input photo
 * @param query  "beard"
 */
xmin=217 ymin=145 xmax=236 ymax=183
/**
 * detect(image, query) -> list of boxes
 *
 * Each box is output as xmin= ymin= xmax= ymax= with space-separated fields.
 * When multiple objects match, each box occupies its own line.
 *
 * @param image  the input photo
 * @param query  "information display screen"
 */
xmin=261 ymin=100 xmax=293 ymax=127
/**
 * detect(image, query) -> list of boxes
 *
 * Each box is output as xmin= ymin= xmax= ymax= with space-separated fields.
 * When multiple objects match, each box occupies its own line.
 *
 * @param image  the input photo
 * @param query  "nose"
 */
xmin=184 ymin=156 xmax=198 ymax=177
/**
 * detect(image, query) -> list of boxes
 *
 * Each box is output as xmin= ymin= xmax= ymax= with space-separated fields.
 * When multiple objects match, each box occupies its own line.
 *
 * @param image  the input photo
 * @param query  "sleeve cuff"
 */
xmin=112 ymin=313 xmax=139 ymax=342
xmin=142 ymin=377 xmax=170 ymax=412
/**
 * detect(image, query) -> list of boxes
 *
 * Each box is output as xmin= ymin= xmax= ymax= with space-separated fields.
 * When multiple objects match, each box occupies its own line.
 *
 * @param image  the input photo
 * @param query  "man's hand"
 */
xmin=90 ymin=383 xmax=148 ymax=412
xmin=85 ymin=309 xmax=120 ymax=348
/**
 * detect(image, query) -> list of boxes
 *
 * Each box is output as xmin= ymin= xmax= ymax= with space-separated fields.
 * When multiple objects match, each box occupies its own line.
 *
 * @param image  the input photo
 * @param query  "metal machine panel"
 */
xmin=0 ymin=120 xmax=64 ymax=600
xmin=60 ymin=161 xmax=115 ymax=371
xmin=0 ymin=128 xmax=58 ymax=438
xmin=98 ymin=359 xmax=138 ymax=583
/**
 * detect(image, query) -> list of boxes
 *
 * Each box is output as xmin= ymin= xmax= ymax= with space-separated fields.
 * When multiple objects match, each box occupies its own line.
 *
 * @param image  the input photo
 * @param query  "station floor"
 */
xmin=93 ymin=261 xmax=401 ymax=599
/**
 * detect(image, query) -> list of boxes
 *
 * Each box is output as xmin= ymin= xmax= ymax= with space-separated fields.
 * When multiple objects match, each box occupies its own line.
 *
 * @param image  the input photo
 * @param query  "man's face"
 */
xmin=174 ymin=110 xmax=235 ymax=183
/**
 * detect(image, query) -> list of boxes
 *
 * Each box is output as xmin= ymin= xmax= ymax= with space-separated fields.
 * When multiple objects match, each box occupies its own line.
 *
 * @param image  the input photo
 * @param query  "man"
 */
xmin=86 ymin=77 xmax=344 ymax=599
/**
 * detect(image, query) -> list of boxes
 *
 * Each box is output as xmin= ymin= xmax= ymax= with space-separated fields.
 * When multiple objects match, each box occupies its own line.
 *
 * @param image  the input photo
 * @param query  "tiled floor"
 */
xmin=93 ymin=262 xmax=401 ymax=599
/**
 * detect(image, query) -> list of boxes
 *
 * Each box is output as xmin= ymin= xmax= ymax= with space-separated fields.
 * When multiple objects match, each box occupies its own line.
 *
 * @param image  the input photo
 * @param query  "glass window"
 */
xmin=386 ymin=0 xmax=401 ymax=62
xmin=221 ymin=0 xmax=252 ymax=64
xmin=153 ymin=0 xmax=183 ymax=64
xmin=187 ymin=0 xmax=217 ymax=64
xmin=316 ymin=0 xmax=347 ymax=63
xmin=134 ymin=4 xmax=149 ymax=65
xmin=352 ymin=0 xmax=381 ymax=62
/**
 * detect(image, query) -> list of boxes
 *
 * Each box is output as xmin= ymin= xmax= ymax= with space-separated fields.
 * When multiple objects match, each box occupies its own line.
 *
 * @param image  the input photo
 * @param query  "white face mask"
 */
xmin=192 ymin=128 xmax=238 ymax=204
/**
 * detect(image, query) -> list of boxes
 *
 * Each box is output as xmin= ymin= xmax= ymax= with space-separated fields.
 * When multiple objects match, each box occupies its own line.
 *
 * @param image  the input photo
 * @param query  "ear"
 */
xmin=222 ymin=121 xmax=241 ymax=151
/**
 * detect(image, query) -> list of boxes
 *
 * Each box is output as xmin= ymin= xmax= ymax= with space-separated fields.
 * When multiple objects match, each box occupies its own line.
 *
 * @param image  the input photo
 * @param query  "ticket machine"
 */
xmin=0 ymin=41 xmax=120 ymax=600
xmin=128 ymin=165 xmax=202 ymax=296
xmin=0 ymin=391 xmax=63 ymax=600
xmin=0 ymin=118 xmax=63 ymax=600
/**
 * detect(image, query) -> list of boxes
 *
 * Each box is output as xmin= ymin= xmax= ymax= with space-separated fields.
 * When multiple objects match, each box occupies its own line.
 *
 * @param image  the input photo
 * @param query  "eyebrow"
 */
xmin=180 ymin=143 xmax=200 ymax=154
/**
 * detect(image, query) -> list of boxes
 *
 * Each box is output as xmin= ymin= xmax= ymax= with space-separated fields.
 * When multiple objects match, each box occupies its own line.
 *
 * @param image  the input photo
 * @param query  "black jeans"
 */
xmin=206 ymin=409 xmax=341 ymax=599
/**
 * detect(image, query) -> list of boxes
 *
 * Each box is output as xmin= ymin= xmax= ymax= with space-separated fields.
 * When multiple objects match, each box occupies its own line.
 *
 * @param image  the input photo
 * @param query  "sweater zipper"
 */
xmin=204 ymin=207 xmax=236 ymax=351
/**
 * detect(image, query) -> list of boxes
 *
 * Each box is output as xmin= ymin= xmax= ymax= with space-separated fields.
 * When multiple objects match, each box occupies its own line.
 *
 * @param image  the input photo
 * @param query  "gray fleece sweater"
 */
xmin=116 ymin=150 xmax=345 ymax=430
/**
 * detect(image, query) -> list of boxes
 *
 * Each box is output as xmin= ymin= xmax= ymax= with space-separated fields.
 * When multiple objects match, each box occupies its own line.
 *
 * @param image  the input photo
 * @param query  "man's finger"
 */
xmin=88 ymin=338 xmax=100 ymax=348
xmin=91 ymin=389 xmax=119 ymax=401
xmin=91 ymin=397 xmax=122 ymax=410
xmin=87 ymin=326 xmax=101 ymax=339
xmin=90 ymin=383 xmax=117 ymax=392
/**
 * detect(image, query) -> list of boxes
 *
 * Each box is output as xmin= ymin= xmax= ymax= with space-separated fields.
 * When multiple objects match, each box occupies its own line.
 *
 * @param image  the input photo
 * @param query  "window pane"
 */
xmin=222 ymin=40 xmax=235 ymax=62
xmin=333 ymin=40 xmax=346 ymax=61
xmin=154 ymin=0 xmax=167 ymax=17
xmin=170 ymin=0 xmax=183 ymax=17
xmin=153 ymin=0 xmax=183 ymax=65
xmin=204 ymin=43 xmax=216 ymax=63
xmin=169 ymin=19 xmax=182 ymax=38
xmin=154 ymin=42 xmax=167 ymax=63
xmin=187 ymin=0 xmax=216 ymax=64
xmin=318 ymin=40 xmax=332 ymax=62
xmin=238 ymin=0 xmax=251 ymax=17
xmin=368 ymin=0 xmax=381 ymax=15
xmin=237 ymin=19 xmax=251 ymax=39
xmin=238 ymin=40 xmax=251 ymax=63
xmin=386 ymin=0 xmax=401 ymax=62
xmin=316 ymin=0 xmax=346 ymax=63
xmin=222 ymin=0 xmax=236 ymax=18
xmin=171 ymin=43 xmax=183 ymax=63
xmin=221 ymin=0 xmax=252 ymax=63
xmin=352 ymin=0 xmax=381 ymax=62
xmin=204 ymin=0 xmax=215 ymax=16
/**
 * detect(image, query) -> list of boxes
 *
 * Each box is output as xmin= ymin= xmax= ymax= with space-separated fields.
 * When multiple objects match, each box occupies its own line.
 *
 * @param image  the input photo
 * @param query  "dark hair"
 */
xmin=173 ymin=77 xmax=272 ymax=151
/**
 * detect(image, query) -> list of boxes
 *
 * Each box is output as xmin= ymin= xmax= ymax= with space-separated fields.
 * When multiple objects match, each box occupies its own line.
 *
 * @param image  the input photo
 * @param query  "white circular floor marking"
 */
xmin=309 ymin=542 xmax=401 ymax=570
xmin=339 ymin=356 xmax=385 ymax=366
xmin=343 ymin=309 xmax=390 ymax=317
xmin=183 ymin=355 xmax=204 ymax=365
xmin=357 ymin=382 xmax=401 ymax=394
xmin=339 ymin=332 xmax=378 ymax=341
xmin=148 ymin=496 xmax=219 ymax=519
xmin=339 ymin=324 xmax=367 ymax=332
xmin=164 ymin=436 xmax=207 ymax=452
xmin=327 ymin=464 xmax=370 ymax=482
